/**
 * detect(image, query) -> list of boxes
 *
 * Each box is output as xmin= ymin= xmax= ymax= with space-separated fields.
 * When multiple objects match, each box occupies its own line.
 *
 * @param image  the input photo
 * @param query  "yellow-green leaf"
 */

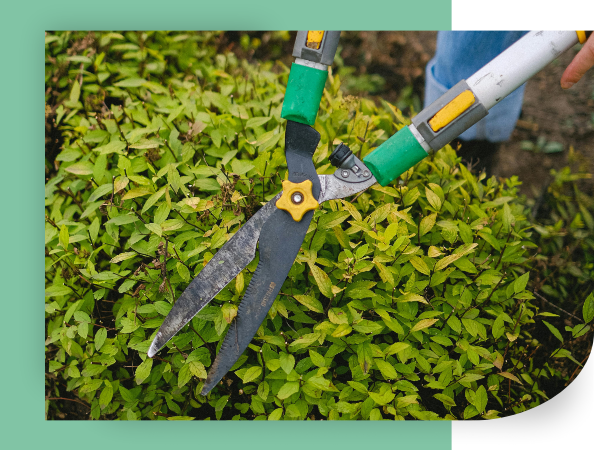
xmin=188 ymin=360 xmax=207 ymax=379
xmin=419 ymin=213 xmax=437 ymax=236
xmin=294 ymin=295 xmax=323 ymax=313
xmin=242 ymin=366 xmax=262 ymax=383
xmin=122 ymin=186 xmax=154 ymax=200
xmin=410 ymin=256 xmax=430 ymax=275
xmin=65 ymin=161 xmax=94 ymax=175
xmin=308 ymin=262 xmax=333 ymax=298
xmin=411 ymin=319 xmax=438 ymax=333
xmin=110 ymin=252 xmax=136 ymax=264
xmin=498 ymin=371 xmax=522 ymax=384
xmin=331 ymin=323 xmax=352 ymax=337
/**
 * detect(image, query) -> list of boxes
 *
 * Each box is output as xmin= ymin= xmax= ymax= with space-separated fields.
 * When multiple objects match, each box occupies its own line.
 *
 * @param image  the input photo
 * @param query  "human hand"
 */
xmin=561 ymin=32 xmax=594 ymax=89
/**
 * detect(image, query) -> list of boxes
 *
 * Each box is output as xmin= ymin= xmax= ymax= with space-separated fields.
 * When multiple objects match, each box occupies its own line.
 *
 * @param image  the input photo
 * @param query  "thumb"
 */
xmin=561 ymin=33 xmax=594 ymax=89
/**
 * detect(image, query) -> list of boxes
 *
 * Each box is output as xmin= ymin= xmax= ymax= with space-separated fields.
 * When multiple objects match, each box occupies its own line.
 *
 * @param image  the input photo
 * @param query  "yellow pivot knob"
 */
xmin=276 ymin=179 xmax=319 ymax=222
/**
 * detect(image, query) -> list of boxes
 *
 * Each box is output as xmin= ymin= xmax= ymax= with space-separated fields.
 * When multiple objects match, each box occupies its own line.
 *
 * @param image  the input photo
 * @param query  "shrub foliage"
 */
xmin=45 ymin=31 xmax=593 ymax=420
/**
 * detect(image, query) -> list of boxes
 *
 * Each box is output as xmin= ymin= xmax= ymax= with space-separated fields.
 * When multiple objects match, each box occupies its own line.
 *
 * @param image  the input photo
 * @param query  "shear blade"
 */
xmin=147 ymin=195 xmax=280 ymax=358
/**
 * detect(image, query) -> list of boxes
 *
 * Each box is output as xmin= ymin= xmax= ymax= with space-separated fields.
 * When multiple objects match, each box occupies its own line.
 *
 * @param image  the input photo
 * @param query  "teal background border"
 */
xmin=1 ymin=1 xmax=451 ymax=448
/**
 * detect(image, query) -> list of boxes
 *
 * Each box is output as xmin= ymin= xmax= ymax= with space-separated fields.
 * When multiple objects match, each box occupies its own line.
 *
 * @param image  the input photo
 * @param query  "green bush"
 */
xmin=45 ymin=31 xmax=593 ymax=421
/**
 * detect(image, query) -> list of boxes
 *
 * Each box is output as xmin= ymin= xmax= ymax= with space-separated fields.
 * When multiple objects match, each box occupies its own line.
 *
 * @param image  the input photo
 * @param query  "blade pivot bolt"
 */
xmin=276 ymin=179 xmax=319 ymax=221
xmin=292 ymin=192 xmax=304 ymax=204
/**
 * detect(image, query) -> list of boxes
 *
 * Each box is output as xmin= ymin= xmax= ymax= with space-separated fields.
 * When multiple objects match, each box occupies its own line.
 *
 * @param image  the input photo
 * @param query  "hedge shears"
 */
xmin=148 ymin=30 xmax=590 ymax=395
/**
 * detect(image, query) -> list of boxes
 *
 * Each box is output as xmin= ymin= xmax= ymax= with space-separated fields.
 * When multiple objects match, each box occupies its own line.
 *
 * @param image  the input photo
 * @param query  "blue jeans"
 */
xmin=424 ymin=31 xmax=528 ymax=142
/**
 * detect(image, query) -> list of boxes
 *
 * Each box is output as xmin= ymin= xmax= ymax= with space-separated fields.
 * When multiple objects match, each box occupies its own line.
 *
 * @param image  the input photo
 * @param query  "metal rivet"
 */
xmin=341 ymin=170 xmax=349 ymax=178
xmin=291 ymin=192 xmax=304 ymax=204
xmin=363 ymin=170 xmax=370 ymax=177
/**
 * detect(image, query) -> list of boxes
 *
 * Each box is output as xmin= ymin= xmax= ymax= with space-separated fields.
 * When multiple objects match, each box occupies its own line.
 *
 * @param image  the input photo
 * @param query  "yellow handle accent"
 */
xmin=306 ymin=31 xmax=325 ymax=50
xmin=428 ymin=90 xmax=475 ymax=132
xmin=576 ymin=31 xmax=588 ymax=44
xmin=275 ymin=179 xmax=319 ymax=222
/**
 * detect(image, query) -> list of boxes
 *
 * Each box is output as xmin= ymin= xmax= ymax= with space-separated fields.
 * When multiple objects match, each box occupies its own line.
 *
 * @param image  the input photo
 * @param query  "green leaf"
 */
xmin=419 ymin=213 xmax=437 ymax=237
xmin=425 ymin=187 xmax=442 ymax=211
xmin=59 ymin=225 xmax=69 ymax=250
xmin=368 ymin=389 xmax=395 ymax=406
xmin=82 ymin=364 xmax=106 ymax=377
xmin=94 ymin=140 xmax=126 ymax=155
xmin=410 ymin=257 xmax=430 ymax=275
xmin=474 ymin=385 xmax=488 ymax=413
xmin=308 ymin=262 xmax=333 ymax=298
xmin=246 ymin=117 xmax=271 ymax=128
xmin=109 ymin=252 xmax=137 ymax=264
xmin=463 ymin=404 xmax=479 ymax=419
xmin=230 ymin=159 xmax=255 ymax=175
xmin=498 ymin=371 xmax=522 ymax=384
xmin=135 ymin=358 xmax=153 ymax=385
xmin=122 ymin=186 xmax=154 ymax=200
xmin=384 ymin=342 xmax=410 ymax=356
xmin=69 ymin=80 xmax=81 ymax=104
xmin=65 ymin=161 xmax=94 ymax=176
xmin=45 ymin=285 xmax=72 ymax=297
xmin=403 ymin=187 xmax=420 ymax=206
xmin=280 ymin=353 xmax=295 ymax=374
xmin=178 ymin=362 xmax=192 ymax=388
xmin=332 ymin=323 xmax=352 ymax=337
xmin=115 ymin=78 xmax=147 ymax=87
xmin=88 ymin=184 xmax=113 ymax=202
xmin=142 ymin=188 xmax=166 ymax=213
xmin=447 ymin=316 xmax=461 ymax=334
xmin=99 ymin=384 xmax=113 ymax=410
xmin=268 ymin=408 xmax=283 ymax=420
xmin=277 ymin=381 xmax=299 ymax=400
xmin=411 ymin=319 xmax=438 ymax=333
xmin=242 ymin=366 xmax=262 ymax=383
xmin=94 ymin=327 xmax=107 ymax=351
xmin=492 ymin=316 xmax=505 ymax=339
xmin=375 ymin=359 xmax=398 ymax=379
xmin=145 ymin=222 xmax=163 ymax=237
xmin=502 ymin=202 xmax=515 ymax=232
xmin=582 ymin=292 xmax=594 ymax=324
xmin=433 ymin=393 xmax=456 ymax=407
xmin=89 ymin=217 xmax=100 ymax=243
xmin=542 ymin=320 xmax=564 ymax=343
xmin=257 ymin=381 xmax=270 ymax=400
xmin=514 ymin=272 xmax=529 ymax=293
xmin=294 ymin=295 xmax=323 ymax=313
xmin=188 ymin=360 xmax=207 ymax=379
xmin=309 ymin=350 xmax=327 ymax=368
xmin=215 ymin=395 xmax=230 ymax=412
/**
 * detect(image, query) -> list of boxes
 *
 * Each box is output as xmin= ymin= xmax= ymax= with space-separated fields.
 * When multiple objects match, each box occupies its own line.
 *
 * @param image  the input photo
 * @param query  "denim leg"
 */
xmin=424 ymin=31 xmax=528 ymax=142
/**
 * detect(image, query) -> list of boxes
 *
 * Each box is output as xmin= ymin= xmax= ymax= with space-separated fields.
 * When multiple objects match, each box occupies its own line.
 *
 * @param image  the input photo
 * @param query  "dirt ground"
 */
xmin=337 ymin=31 xmax=595 ymax=199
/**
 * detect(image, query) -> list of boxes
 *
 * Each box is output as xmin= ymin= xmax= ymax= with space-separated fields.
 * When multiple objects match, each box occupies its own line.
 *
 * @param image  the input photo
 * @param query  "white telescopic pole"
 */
xmin=466 ymin=31 xmax=579 ymax=109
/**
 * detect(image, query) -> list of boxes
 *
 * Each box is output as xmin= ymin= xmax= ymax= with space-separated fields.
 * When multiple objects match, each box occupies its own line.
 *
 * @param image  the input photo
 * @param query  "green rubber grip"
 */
xmin=363 ymin=126 xmax=428 ymax=186
xmin=281 ymin=63 xmax=328 ymax=126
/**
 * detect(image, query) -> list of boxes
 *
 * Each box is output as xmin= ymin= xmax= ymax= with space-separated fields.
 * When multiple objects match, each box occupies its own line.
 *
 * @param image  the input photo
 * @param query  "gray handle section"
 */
xmin=412 ymin=80 xmax=488 ymax=152
xmin=292 ymin=31 xmax=341 ymax=66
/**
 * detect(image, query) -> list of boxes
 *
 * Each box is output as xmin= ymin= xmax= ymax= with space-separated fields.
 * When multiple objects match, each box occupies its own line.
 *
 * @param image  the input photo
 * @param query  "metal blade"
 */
xmin=147 ymin=194 xmax=281 ymax=358
xmin=317 ymin=174 xmax=376 ymax=203
xmin=201 ymin=205 xmax=313 ymax=395
xmin=201 ymin=120 xmax=322 ymax=395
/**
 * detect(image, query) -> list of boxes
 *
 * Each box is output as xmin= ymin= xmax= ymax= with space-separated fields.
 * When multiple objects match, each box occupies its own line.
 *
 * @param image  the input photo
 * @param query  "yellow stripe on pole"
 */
xmin=576 ymin=31 xmax=588 ymax=44
xmin=306 ymin=31 xmax=325 ymax=49
xmin=428 ymin=90 xmax=475 ymax=132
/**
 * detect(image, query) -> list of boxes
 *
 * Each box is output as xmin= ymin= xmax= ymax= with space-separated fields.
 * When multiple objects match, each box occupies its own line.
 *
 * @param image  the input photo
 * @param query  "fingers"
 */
xmin=561 ymin=33 xmax=594 ymax=89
